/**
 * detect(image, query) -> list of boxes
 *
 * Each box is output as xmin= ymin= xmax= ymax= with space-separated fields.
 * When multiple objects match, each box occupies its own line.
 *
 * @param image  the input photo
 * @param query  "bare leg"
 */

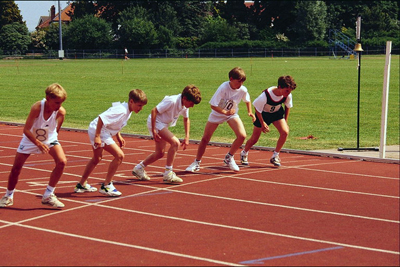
xmin=195 ymin=122 xmax=219 ymax=161
xmin=244 ymin=126 xmax=263 ymax=152
xmin=7 ymin=152 xmax=30 ymax=191
xmin=103 ymin=143 xmax=124 ymax=185
xmin=48 ymin=145 xmax=67 ymax=187
xmin=79 ymin=146 xmax=104 ymax=185
xmin=227 ymin=117 xmax=246 ymax=156
xmin=272 ymin=119 xmax=289 ymax=152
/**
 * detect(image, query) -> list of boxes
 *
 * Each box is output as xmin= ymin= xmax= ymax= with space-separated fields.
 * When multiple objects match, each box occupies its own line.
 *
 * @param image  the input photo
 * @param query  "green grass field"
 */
xmin=0 ymin=56 xmax=398 ymax=150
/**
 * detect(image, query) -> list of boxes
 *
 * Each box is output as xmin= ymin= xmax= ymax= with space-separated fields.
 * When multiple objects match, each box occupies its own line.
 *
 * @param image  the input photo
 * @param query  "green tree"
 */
xmin=64 ymin=15 xmax=113 ymax=49
xmin=201 ymin=16 xmax=238 ymax=43
xmin=0 ymin=1 xmax=23 ymax=29
xmin=292 ymin=1 xmax=328 ymax=43
xmin=0 ymin=22 xmax=30 ymax=52
xmin=117 ymin=6 xmax=158 ymax=49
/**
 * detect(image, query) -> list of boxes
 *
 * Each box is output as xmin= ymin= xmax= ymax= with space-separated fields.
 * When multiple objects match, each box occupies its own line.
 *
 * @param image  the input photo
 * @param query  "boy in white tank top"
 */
xmin=0 ymin=83 xmax=68 ymax=208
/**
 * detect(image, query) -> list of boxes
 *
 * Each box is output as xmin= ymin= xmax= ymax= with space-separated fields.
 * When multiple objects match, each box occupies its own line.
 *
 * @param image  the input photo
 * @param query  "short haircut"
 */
xmin=182 ymin=84 xmax=201 ymax=104
xmin=129 ymin=89 xmax=148 ymax=104
xmin=278 ymin=75 xmax=297 ymax=90
xmin=45 ymin=83 xmax=67 ymax=100
xmin=229 ymin=67 xmax=246 ymax=82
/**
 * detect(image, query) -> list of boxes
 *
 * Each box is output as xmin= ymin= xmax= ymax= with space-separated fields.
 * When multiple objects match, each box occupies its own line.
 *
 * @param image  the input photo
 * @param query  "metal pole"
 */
xmin=58 ymin=0 xmax=64 ymax=60
xmin=356 ymin=50 xmax=361 ymax=149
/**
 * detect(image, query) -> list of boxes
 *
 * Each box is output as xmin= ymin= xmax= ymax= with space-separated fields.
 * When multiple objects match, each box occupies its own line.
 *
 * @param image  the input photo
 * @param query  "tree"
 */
xmin=0 ymin=1 xmax=23 ymax=29
xmin=0 ymin=22 xmax=30 ymax=53
xmin=200 ymin=16 xmax=239 ymax=44
xmin=117 ymin=6 xmax=158 ymax=49
xmin=292 ymin=1 xmax=328 ymax=43
xmin=64 ymin=15 xmax=113 ymax=49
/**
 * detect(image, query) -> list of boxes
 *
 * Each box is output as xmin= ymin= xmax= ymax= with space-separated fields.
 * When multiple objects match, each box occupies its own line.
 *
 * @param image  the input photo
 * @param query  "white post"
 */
xmin=379 ymin=41 xmax=392 ymax=158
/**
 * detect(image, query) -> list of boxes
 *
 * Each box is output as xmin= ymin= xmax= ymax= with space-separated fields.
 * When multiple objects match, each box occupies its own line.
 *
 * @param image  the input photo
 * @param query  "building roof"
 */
xmin=36 ymin=3 xmax=72 ymax=30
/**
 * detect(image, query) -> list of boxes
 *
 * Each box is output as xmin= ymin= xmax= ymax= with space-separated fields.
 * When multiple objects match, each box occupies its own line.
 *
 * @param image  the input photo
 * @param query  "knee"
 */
xmin=56 ymin=158 xmax=67 ymax=170
xmin=155 ymin=150 xmax=165 ymax=160
xmin=170 ymin=140 xmax=180 ymax=151
xmin=115 ymin=152 xmax=125 ymax=164
xmin=237 ymin=133 xmax=246 ymax=142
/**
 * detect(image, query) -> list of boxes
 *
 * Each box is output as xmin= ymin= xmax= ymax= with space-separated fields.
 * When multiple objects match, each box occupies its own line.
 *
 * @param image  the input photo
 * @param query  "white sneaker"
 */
xmin=224 ymin=156 xmax=240 ymax=172
xmin=185 ymin=160 xmax=200 ymax=172
xmin=270 ymin=155 xmax=281 ymax=167
xmin=240 ymin=150 xmax=249 ymax=165
xmin=132 ymin=165 xmax=150 ymax=181
xmin=99 ymin=182 xmax=122 ymax=197
xmin=163 ymin=171 xmax=183 ymax=183
xmin=41 ymin=194 xmax=65 ymax=208
xmin=0 ymin=196 xmax=13 ymax=207
xmin=74 ymin=183 xmax=98 ymax=193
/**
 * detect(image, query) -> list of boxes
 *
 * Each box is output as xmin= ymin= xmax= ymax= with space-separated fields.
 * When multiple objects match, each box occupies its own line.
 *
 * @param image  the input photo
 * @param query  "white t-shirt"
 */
xmin=89 ymin=102 xmax=132 ymax=136
xmin=147 ymin=94 xmax=189 ymax=127
xmin=253 ymin=87 xmax=293 ymax=113
xmin=208 ymin=81 xmax=250 ymax=121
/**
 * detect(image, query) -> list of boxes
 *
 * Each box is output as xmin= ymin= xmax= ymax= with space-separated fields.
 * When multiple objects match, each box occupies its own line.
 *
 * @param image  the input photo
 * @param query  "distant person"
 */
xmin=240 ymin=75 xmax=297 ymax=167
xmin=132 ymin=85 xmax=202 ymax=183
xmin=124 ymin=47 xmax=129 ymax=60
xmin=75 ymin=89 xmax=147 ymax=196
xmin=186 ymin=67 xmax=255 ymax=173
xmin=0 ymin=83 xmax=68 ymax=208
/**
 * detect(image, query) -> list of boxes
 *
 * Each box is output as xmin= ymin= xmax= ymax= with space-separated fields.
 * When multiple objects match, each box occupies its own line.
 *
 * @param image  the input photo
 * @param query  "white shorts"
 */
xmin=147 ymin=120 xmax=168 ymax=137
xmin=17 ymin=137 xmax=60 ymax=154
xmin=208 ymin=112 xmax=240 ymax=124
xmin=88 ymin=129 xmax=115 ymax=149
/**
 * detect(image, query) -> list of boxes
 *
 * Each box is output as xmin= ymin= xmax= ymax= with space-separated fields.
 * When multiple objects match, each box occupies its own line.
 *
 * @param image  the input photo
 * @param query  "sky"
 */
xmin=15 ymin=1 xmax=70 ymax=32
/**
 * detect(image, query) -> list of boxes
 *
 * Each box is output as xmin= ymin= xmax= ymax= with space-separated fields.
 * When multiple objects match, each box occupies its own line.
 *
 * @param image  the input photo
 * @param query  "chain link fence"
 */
xmin=1 ymin=46 xmax=398 ymax=60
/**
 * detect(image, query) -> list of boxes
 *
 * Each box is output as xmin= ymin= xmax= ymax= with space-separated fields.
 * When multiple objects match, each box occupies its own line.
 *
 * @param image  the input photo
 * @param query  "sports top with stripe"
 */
xmin=253 ymin=86 xmax=293 ymax=126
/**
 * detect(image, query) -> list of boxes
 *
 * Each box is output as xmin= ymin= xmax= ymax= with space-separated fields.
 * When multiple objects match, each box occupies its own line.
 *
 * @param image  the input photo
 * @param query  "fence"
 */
xmin=1 ymin=46 xmax=398 ymax=60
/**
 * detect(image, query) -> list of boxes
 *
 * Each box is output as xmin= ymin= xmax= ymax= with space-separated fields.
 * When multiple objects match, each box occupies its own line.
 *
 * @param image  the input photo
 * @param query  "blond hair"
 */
xmin=45 ymin=83 xmax=67 ymax=100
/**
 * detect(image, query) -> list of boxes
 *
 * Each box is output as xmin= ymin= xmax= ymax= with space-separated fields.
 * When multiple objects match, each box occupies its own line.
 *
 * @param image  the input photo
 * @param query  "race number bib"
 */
xmin=263 ymin=103 xmax=282 ymax=113
xmin=33 ymin=127 xmax=49 ymax=142
xmin=218 ymin=99 xmax=235 ymax=111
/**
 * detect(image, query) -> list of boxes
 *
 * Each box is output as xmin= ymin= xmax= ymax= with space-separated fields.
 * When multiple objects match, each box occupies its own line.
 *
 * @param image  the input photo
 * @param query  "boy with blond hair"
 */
xmin=0 ymin=83 xmax=68 ymax=208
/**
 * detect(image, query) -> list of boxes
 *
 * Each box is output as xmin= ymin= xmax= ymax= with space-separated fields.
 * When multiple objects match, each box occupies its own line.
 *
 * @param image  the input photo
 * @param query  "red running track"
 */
xmin=0 ymin=123 xmax=398 ymax=266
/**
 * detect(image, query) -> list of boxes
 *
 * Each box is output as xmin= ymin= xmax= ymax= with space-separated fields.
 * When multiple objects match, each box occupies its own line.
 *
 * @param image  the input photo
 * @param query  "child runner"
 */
xmin=240 ymin=75 xmax=297 ymax=167
xmin=186 ymin=67 xmax=255 ymax=173
xmin=0 ymin=83 xmax=67 ymax=208
xmin=74 ymin=89 xmax=147 ymax=196
xmin=132 ymin=84 xmax=202 ymax=183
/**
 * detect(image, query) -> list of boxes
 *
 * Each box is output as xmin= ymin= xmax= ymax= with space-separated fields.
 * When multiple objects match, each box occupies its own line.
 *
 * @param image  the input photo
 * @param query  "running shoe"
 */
xmin=41 ymin=194 xmax=65 ymax=208
xmin=74 ymin=183 xmax=98 ymax=193
xmin=0 ymin=196 xmax=13 ymax=207
xmin=240 ymin=150 xmax=249 ymax=165
xmin=224 ymin=156 xmax=240 ymax=172
xmin=99 ymin=182 xmax=122 ymax=197
xmin=132 ymin=166 xmax=151 ymax=181
xmin=185 ymin=160 xmax=200 ymax=172
xmin=270 ymin=155 xmax=281 ymax=167
xmin=163 ymin=171 xmax=183 ymax=184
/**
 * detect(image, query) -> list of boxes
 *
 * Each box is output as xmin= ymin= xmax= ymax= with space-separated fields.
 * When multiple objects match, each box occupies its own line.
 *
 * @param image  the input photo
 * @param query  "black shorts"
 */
xmin=253 ymin=108 xmax=285 ymax=127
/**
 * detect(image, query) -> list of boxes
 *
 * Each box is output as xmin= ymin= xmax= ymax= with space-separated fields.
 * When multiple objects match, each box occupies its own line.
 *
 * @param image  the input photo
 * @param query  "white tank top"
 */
xmin=24 ymin=99 xmax=59 ymax=144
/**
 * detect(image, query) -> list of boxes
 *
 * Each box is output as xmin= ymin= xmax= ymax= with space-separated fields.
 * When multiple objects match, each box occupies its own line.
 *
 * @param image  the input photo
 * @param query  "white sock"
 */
xmin=272 ymin=151 xmax=279 ymax=158
xmin=139 ymin=162 xmax=146 ymax=168
xmin=164 ymin=166 xmax=172 ymax=174
xmin=6 ymin=189 xmax=14 ymax=198
xmin=241 ymin=150 xmax=248 ymax=156
xmin=43 ymin=185 xmax=55 ymax=199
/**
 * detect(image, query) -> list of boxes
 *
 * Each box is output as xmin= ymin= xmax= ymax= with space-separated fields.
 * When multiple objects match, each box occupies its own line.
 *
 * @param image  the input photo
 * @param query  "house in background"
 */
xmin=36 ymin=3 xmax=73 ymax=30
